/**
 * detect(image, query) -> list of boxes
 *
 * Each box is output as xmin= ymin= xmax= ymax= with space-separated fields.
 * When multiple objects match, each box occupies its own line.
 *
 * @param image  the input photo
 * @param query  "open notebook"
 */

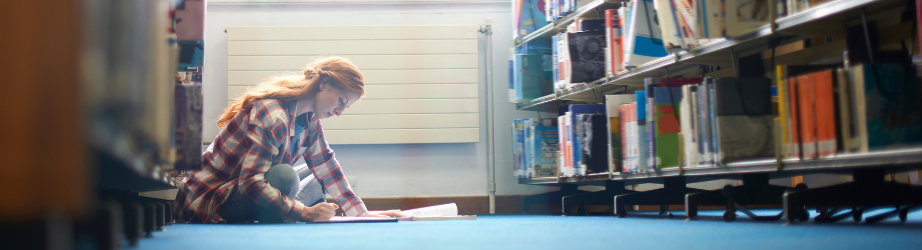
xmin=397 ymin=203 xmax=477 ymax=221
xmin=307 ymin=203 xmax=475 ymax=223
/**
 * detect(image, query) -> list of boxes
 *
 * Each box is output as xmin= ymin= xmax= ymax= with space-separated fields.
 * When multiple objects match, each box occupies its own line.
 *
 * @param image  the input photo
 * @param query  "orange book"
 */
xmin=814 ymin=70 xmax=837 ymax=157
xmin=797 ymin=74 xmax=817 ymax=159
xmin=787 ymin=76 xmax=801 ymax=159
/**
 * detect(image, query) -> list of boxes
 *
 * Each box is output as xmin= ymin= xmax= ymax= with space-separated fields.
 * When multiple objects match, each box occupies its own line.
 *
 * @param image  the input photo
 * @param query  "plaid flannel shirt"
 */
xmin=175 ymin=99 xmax=367 ymax=223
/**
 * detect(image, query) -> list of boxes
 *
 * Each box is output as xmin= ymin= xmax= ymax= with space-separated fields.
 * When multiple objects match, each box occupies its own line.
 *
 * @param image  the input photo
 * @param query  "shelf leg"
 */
xmin=561 ymin=180 xmax=635 ymax=215
xmin=123 ymin=201 xmax=143 ymax=247
xmin=523 ymin=184 xmax=582 ymax=214
xmin=783 ymin=168 xmax=922 ymax=224
xmin=613 ymin=177 xmax=704 ymax=217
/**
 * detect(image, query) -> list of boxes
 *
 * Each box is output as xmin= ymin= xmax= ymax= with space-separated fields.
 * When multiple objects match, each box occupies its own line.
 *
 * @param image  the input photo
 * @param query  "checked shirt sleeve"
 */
xmin=237 ymin=103 xmax=306 ymax=221
xmin=303 ymin=117 xmax=368 ymax=216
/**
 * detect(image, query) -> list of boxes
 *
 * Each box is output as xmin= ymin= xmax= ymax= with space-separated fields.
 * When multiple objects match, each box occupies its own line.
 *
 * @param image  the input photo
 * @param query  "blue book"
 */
xmin=533 ymin=125 xmax=559 ymax=177
xmin=551 ymin=35 xmax=559 ymax=92
xmin=518 ymin=43 xmax=552 ymax=54
xmin=514 ymin=54 xmax=547 ymax=100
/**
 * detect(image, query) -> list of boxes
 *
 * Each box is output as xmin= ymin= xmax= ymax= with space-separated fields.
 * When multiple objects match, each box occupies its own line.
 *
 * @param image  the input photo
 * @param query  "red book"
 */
xmin=814 ymin=69 xmax=837 ymax=157
xmin=797 ymin=74 xmax=817 ymax=159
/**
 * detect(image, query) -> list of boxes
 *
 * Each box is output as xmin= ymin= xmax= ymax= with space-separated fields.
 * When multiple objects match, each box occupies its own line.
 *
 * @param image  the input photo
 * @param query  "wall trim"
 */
xmin=327 ymin=195 xmax=779 ymax=215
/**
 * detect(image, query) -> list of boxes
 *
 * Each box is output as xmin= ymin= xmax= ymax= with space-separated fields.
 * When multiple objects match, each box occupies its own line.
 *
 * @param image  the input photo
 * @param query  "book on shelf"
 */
xmin=513 ymin=118 xmax=558 ymax=178
xmin=605 ymin=9 xmax=624 ymax=75
xmin=509 ymin=48 xmax=517 ymax=103
xmin=577 ymin=114 xmax=609 ymax=174
xmin=813 ymin=69 xmax=837 ymax=158
xmin=555 ymin=33 xmax=573 ymax=92
xmin=776 ymin=64 xmax=839 ymax=159
xmin=697 ymin=0 xmax=726 ymax=38
xmin=606 ymin=94 xmax=636 ymax=172
xmin=567 ymin=31 xmax=607 ymax=83
xmin=558 ymin=115 xmax=570 ymax=177
xmin=835 ymin=68 xmax=857 ymax=153
xmin=625 ymin=102 xmax=640 ymax=172
xmin=710 ymin=77 xmax=775 ymax=164
xmin=653 ymin=86 xmax=684 ymax=169
xmin=567 ymin=104 xmax=607 ymax=176
xmin=513 ymin=54 xmax=553 ymax=101
xmin=634 ymin=91 xmax=650 ymax=171
xmin=513 ymin=0 xmax=551 ymax=39
xmin=531 ymin=119 xmax=560 ymax=177
xmin=680 ymin=84 xmax=700 ymax=168
xmin=848 ymin=63 xmax=922 ymax=151
xmin=623 ymin=0 xmax=669 ymax=69
xmin=619 ymin=104 xmax=633 ymax=172
xmin=513 ymin=119 xmax=526 ymax=178
xmin=796 ymin=73 xmax=818 ymax=159
xmin=697 ymin=79 xmax=715 ymax=166
xmin=644 ymin=78 xmax=658 ymax=170
xmin=654 ymin=0 xmax=701 ymax=51
xmin=724 ymin=0 xmax=770 ymax=37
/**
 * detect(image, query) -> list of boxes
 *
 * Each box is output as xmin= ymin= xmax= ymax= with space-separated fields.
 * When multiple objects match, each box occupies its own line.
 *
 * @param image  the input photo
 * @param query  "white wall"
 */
xmin=203 ymin=1 xmax=558 ymax=198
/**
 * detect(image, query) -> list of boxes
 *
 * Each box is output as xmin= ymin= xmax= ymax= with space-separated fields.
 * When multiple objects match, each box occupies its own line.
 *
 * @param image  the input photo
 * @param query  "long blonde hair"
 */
xmin=218 ymin=56 xmax=365 ymax=128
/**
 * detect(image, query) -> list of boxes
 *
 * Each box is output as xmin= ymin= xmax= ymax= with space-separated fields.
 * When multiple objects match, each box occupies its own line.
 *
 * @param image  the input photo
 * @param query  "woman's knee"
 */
xmin=265 ymin=164 xmax=298 ymax=197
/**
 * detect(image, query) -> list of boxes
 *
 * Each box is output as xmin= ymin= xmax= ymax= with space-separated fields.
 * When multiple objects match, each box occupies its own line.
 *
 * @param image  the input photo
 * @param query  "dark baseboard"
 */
xmin=327 ymin=195 xmax=783 ymax=215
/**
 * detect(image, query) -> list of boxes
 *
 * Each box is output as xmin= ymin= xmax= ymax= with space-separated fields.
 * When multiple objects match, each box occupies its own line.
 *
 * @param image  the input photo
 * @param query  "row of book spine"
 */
xmin=510 ymin=0 xmax=844 ymax=103
xmin=512 ymin=62 xmax=921 ymax=178
xmin=512 ymin=119 xmax=559 ymax=178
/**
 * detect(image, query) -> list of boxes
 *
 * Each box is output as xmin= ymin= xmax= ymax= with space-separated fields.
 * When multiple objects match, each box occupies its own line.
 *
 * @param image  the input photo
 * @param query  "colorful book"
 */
xmin=654 ymin=86 xmax=684 ymax=169
xmin=513 ymin=0 xmax=551 ymax=39
xmin=532 ymin=122 xmax=559 ymax=177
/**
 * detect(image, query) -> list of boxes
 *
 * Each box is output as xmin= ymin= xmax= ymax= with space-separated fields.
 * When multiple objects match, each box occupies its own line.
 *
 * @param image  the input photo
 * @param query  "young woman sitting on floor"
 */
xmin=175 ymin=57 xmax=405 ymax=223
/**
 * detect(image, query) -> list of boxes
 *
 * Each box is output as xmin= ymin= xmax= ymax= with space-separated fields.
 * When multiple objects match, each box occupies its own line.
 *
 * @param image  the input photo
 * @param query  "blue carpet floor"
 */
xmin=135 ymin=209 xmax=922 ymax=250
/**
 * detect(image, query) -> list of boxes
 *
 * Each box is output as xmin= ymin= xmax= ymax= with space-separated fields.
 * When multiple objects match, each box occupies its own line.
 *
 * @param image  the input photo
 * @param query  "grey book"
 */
xmin=711 ymin=78 xmax=775 ymax=163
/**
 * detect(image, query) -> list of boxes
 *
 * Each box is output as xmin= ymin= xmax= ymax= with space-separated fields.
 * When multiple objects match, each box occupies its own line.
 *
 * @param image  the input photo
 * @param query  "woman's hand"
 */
xmin=301 ymin=202 xmax=339 ymax=221
xmin=359 ymin=209 xmax=407 ymax=218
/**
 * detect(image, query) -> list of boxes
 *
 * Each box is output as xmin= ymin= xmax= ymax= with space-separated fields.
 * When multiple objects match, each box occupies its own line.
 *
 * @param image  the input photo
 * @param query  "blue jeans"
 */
xmin=217 ymin=164 xmax=325 ymax=223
